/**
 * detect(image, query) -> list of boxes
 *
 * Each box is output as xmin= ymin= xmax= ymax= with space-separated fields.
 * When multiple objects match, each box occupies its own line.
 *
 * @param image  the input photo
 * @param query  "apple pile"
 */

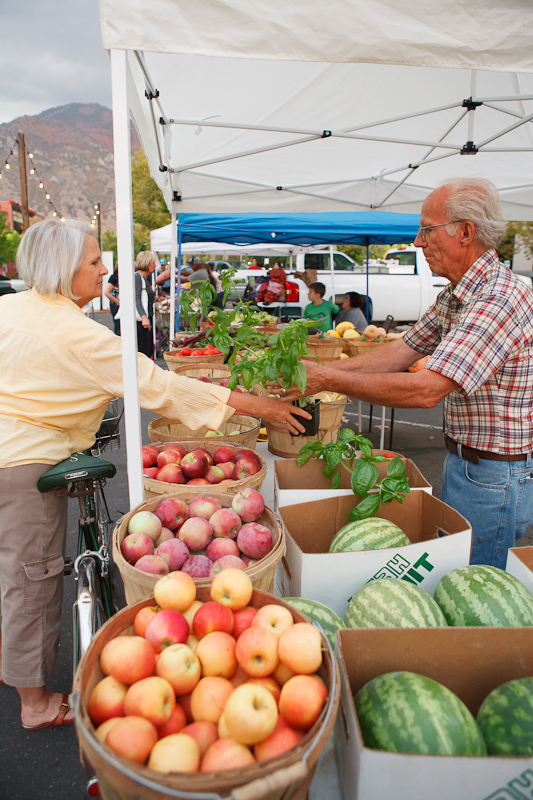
xmin=121 ymin=489 xmax=274 ymax=579
xmin=169 ymin=345 xmax=222 ymax=357
xmin=142 ymin=443 xmax=261 ymax=486
xmin=87 ymin=569 xmax=328 ymax=773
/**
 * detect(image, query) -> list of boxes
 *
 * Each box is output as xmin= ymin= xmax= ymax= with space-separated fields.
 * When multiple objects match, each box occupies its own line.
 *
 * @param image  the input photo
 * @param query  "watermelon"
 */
xmin=283 ymin=597 xmax=345 ymax=650
xmin=344 ymin=578 xmax=447 ymax=629
xmin=434 ymin=565 xmax=533 ymax=627
xmin=354 ymin=671 xmax=487 ymax=756
xmin=329 ymin=517 xmax=410 ymax=553
xmin=477 ymin=677 xmax=533 ymax=755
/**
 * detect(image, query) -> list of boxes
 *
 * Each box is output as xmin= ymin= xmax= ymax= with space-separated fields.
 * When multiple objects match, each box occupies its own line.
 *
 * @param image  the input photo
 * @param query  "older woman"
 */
xmin=334 ymin=292 xmax=367 ymax=333
xmin=134 ymin=250 xmax=157 ymax=357
xmin=0 ymin=219 xmax=310 ymax=730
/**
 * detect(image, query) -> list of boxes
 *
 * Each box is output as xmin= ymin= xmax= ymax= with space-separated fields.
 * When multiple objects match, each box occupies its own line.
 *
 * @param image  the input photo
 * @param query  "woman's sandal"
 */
xmin=22 ymin=693 xmax=74 ymax=731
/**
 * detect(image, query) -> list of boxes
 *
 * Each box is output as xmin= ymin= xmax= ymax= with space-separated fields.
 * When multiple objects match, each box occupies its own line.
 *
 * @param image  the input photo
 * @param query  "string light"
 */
xmin=1 ymin=136 xmax=65 ymax=219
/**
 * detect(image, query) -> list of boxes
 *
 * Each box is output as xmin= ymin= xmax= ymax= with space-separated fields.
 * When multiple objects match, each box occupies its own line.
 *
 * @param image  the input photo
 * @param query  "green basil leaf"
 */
xmin=347 ymin=494 xmax=382 ymax=521
xmin=331 ymin=469 xmax=341 ymax=490
xmin=241 ymin=366 xmax=254 ymax=390
xmin=386 ymin=457 xmax=407 ymax=479
xmin=351 ymin=459 xmax=379 ymax=498
xmin=323 ymin=464 xmax=336 ymax=478
xmin=227 ymin=375 xmax=239 ymax=391
xmin=357 ymin=437 xmax=374 ymax=459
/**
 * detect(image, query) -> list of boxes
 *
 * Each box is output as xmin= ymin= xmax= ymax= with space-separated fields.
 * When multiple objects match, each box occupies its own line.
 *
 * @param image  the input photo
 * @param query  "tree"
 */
xmin=0 ymin=213 xmax=22 ymax=270
xmin=338 ymin=244 xmax=390 ymax=264
xmin=131 ymin=149 xmax=171 ymax=255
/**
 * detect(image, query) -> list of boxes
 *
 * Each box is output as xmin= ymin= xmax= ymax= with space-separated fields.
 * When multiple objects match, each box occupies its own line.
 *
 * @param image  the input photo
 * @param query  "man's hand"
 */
xmin=271 ymin=360 xmax=328 ymax=401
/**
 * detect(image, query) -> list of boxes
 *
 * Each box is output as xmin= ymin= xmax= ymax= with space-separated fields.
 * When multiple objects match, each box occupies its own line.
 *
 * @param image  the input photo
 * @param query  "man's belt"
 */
xmin=444 ymin=435 xmax=528 ymax=464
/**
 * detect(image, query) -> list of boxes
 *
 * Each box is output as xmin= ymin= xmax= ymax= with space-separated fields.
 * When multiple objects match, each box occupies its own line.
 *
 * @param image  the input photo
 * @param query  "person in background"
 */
xmin=103 ymin=266 xmax=120 ymax=335
xmin=248 ymin=257 xmax=261 ymax=270
xmin=134 ymin=251 xmax=157 ymax=358
xmin=256 ymin=265 xmax=287 ymax=305
xmin=334 ymin=291 xmax=367 ymax=333
xmin=303 ymin=282 xmax=340 ymax=331
xmin=0 ymin=218 xmax=312 ymax=731
xmin=282 ymin=177 xmax=533 ymax=570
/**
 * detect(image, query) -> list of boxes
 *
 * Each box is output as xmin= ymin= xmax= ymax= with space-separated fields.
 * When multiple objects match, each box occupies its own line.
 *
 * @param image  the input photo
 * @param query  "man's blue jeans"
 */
xmin=439 ymin=450 xmax=533 ymax=569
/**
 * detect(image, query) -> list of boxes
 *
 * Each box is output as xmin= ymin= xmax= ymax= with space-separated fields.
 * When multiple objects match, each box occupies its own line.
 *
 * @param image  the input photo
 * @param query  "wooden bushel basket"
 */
xmin=303 ymin=337 xmax=343 ymax=365
xmin=324 ymin=333 xmax=352 ymax=356
xmin=164 ymin=352 xmax=226 ymax=373
xmin=266 ymin=393 xmax=349 ymax=458
xmin=143 ymin=441 xmax=267 ymax=500
xmin=348 ymin=339 xmax=389 ymax=357
xmin=173 ymin=364 xmax=232 ymax=383
xmin=113 ymin=489 xmax=284 ymax=604
xmin=73 ymin=588 xmax=340 ymax=800
xmin=147 ymin=416 xmax=261 ymax=450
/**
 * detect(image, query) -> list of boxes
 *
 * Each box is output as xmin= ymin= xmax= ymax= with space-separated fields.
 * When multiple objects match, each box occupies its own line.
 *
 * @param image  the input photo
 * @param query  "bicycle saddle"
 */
xmin=37 ymin=453 xmax=116 ymax=492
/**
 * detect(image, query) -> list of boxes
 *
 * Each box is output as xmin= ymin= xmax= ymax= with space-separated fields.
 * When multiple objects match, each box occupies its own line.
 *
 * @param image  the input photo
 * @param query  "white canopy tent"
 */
xmin=150 ymin=224 xmax=317 ymax=258
xmin=99 ymin=0 xmax=533 ymax=505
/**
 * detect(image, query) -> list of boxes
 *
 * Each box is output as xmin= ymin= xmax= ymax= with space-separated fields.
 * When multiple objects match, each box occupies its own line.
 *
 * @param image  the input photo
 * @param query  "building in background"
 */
xmin=0 ymin=200 xmax=44 ymax=233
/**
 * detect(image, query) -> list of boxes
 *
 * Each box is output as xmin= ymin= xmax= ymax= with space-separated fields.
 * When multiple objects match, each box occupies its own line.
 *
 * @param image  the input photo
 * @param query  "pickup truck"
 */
xmin=0 ymin=276 xmax=27 ymax=296
xmin=229 ymin=247 xmax=449 ymax=324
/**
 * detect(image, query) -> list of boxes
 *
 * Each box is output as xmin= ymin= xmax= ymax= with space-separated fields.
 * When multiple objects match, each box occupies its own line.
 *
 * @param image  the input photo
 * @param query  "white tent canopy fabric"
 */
xmin=150 ymin=225 xmax=317 ymax=257
xmin=99 ymin=0 xmax=533 ymax=505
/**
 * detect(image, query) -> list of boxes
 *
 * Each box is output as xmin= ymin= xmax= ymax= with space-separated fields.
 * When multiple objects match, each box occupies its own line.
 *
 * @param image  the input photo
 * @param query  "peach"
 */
xmin=153 ymin=570 xmax=196 ymax=613
xmin=155 ymin=498 xmax=189 ymax=531
xmin=148 ymin=733 xmax=201 ymax=773
xmin=188 ymin=496 xmax=221 ymax=520
xmin=105 ymin=716 xmax=158 ymax=764
xmin=209 ymin=508 xmax=242 ymax=539
xmin=87 ymin=676 xmax=127 ymax=726
xmin=251 ymin=604 xmax=294 ymax=637
xmin=231 ymin=488 xmax=265 ymax=522
xmin=190 ymin=676 xmax=234 ymax=724
xmin=223 ymin=683 xmax=278 ymax=745
xmin=201 ymin=738 xmax=255 ymax=772
xmin=182 ymin=721 xmax=219 ymax=758
xmin=120 ymin=533 xmax=154 ymax=565
xmin=279 ymin=674 xmax=327 ymax=731
xmin=100 ymin=635 xmax=156 ymax=685
xmin=278 ymin=623 xmax=322 ymax=675
xmin=235 ymin=626 xmax=279 ymax=678
xmin=236 ymin=523 xmax=273 ymax=560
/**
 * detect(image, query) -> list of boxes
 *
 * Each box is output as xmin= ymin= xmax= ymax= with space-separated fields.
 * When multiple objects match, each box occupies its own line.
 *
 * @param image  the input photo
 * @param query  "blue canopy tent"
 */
xmin=173 ymin=211 xmax=421 ymax=328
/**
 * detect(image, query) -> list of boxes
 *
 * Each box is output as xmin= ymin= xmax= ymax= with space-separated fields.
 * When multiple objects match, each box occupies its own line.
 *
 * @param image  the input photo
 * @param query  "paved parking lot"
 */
xmin=1 ymin=313 xmax=531 ymax=799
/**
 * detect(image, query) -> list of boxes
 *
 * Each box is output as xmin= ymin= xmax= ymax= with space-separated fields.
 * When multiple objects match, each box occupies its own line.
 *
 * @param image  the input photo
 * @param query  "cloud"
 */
xmin=0 ymin=0 xmax=112 ymax=123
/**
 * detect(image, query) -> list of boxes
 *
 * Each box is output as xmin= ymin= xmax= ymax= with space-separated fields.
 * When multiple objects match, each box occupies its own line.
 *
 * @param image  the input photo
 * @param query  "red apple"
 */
xmin=144 ymin=608 xmax=189 ymax=653
xmin=278 ymin=674 xmax=327 ymax=730
xmin=235 ymin=626 xmax=279 ymax=678
xmin=100 ymin=635 xmax=157 ymax=685
xmin=205 ymin=466 xmax=225 ymax=484
xmin=232 ymin=606 xmax=258 ymax=639
xmin=233 ymin=449 xmax=259 ymax=463
xmin=160 ymin=443 xmax=187 ymax=459
xmin=182 ymin=721 xmax=219 ymax=758
xmin=205 ymin=538 xmax=240 ymax=562
xmin=210 ymin=568 xmax=253 ymax=611
xmin=143 ymin=467 xmax=160 ymax=479
xmin=195 ymin=631 xmax=237 ymax=678
xmin=155 ymin=498 xmax=189 ymax=531
xmin=128 ymin=510 xmax=162 ymax=542
xmin=156 ymin=538 xmax=190 ymax=571
xmin=155 ymin=643 xmax=201 ymax=696
xmin=120 ymin=533 xmax=154 ymax=565
xmin=156 ymin=703 xmax=187 ymax=738
xmin=237 ymin=523 xmax=273 ymax=560
xmin=124 ymin=676 xmax=176 ymax=727
xmin=209 ymin=508 xmax=242 ymax=539
xmin=189 ymin=448 xmax=214 ymax=467
xmin=186 ymin=478 xmax=210 ymax=486
xmin=201 ymin=738 xmax=255 ymax=771
xmin=233 ymin=457 xmax=261 ymax=481
xmin=190 ymin=677 xmax=234 ymax=724
xmin=142 ymin=445 xmax=160 ymax=468
xmin=87 ymin=676 xmax=127 ymax=726
xmin=133 ymin=605 xmax=159 ymax=638
xmin=231 ymin=488 xmax=265 ymax=522
xmin=181 ymin=452 xmax=209 ymax=479
xmin=105 ymin=716 xmax=158 ymax=764
xmin=213 ymin=446 xmax=236 ymax=465
xmin=153 ymin=571 xmax=196 ymax=612
xmin=134 ymin=554 xmax=169 ymax=576
xmin=217 ymin=462 xmax=235 ymax=479
xmin=154 ymin=527 xmax=174 ymax=547
xmin=189 ymin=496 xmax=222 ymax=520
xmin=181 ymin=554 xmax=213 ymax=578
xmin=156 ymin=464 xmax=186 ymax=484
xmin=148 ymin=732 xmax=201 ymax=773
xmin=209 ymin=555 xmax=246 ymax=576
xmin=156 ymin=449 xmax=183 ymax=468
xmin=178 ymin=517 xmax=214 ymax=551
xmin=192 ymin=601 xmax=234 ymax=639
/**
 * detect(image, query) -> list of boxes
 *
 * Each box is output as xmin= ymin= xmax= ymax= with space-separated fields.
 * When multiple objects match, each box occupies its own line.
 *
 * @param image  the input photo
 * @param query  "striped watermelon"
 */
xmin=354 ymin=671 xmax=487 ymax=755
xmin=344 ymin=579 xmax=447 ymax=629
xmin=329 ymin=517 xmax=410 ymax=553
xmin=434 ymin=565 xmax=533 ymax=627
xmin=283 ymin=597 xmax=345 ymax=650
xmin=476 ymin=677 xmax=533 ymax=755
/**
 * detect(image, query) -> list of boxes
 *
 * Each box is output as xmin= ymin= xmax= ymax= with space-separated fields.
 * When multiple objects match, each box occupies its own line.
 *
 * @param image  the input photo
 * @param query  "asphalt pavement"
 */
xmin=1 ymin=312 xmax=531 ymax=800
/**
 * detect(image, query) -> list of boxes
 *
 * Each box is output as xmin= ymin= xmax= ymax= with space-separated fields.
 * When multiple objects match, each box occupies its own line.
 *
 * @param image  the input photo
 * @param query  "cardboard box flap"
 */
xmin=274 ymin=456 xmax=431 ymax=492
xmin=336 ymin=627 xmax=533 ymax=716
xmin=506 ymin=547 xmax=533 ymax=594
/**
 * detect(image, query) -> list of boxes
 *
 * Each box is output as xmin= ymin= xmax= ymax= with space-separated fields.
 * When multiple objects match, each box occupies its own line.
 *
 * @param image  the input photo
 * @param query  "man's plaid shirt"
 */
xmin=403 ymin=250 xmax=533 ymax=454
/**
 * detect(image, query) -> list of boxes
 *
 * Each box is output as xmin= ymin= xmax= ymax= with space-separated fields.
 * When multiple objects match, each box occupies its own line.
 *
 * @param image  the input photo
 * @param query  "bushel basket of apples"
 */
xmin=73 ymin=574 xmax=340 ymax=800
xmin=147 ymin=415 xmax=261 ymax=450
xmin=113 ymin=488 xmax=285 ymax=604
xmin=142 ymin=441 xmax=266 ymax=501
xmin=164 ymin=348 xmax=225 ymax=373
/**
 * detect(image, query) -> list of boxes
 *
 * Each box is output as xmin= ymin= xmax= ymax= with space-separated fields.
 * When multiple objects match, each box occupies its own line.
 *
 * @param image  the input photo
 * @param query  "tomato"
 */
xmin=204 ymin=345 xmax=217 ymax=354
xmin=191 ymin=349 xmax=205 ymax=356
xmin=180 ymin=348 xmax=191 ymax=356
xmin=211 ymin=347 xmax=221 ymax=354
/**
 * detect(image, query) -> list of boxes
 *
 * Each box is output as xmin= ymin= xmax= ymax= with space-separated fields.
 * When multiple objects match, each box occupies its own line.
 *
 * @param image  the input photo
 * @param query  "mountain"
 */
xmin=0 ymin=103 xmax=140 ymax=231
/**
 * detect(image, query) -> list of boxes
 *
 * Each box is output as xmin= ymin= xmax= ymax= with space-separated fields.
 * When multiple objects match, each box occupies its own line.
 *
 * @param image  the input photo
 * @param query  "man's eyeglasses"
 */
xmin=417 ymin=220 xmax=466 ymax=243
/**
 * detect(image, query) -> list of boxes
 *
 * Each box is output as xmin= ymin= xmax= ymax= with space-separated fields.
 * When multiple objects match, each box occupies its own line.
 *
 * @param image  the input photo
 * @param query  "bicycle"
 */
xmin=37 ymin=398 xmax=122 ymax=675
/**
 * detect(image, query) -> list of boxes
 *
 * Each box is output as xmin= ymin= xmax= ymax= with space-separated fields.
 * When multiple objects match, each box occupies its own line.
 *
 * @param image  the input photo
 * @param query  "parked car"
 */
xmin=0 ymin=277 xmax=27 ymax=296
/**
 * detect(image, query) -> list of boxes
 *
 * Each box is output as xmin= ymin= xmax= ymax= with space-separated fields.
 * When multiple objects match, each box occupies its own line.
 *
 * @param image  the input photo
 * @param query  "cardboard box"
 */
xmin=274 ymin=456 xmax=432 ymax=511
xmin=276 ymin=492 xmax=472 ymax=617
xmin=506 ymin=547 xmax=533 ymax=594
xmin=334 ymin=627 xmax=533 ymax=800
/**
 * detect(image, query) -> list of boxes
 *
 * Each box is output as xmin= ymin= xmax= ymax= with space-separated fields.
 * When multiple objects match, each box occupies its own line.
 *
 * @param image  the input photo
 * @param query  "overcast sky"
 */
xmin=0 ymin=0 xmax=112 ymax=124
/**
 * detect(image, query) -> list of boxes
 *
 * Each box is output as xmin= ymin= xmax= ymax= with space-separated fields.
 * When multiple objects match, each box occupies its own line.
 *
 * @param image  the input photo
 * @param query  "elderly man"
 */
xmin=287 ymin=177 xmax=533 ymax=569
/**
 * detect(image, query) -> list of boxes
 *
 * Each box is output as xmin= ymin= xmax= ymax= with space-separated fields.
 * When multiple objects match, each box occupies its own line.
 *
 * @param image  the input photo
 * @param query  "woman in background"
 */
xmin=334 ymin=291 xmax=367 ymax=332
xmin=103 ymin=266 xmax=120 ymax=335
xmin=134 ymin=251 xmax=157 ymax=358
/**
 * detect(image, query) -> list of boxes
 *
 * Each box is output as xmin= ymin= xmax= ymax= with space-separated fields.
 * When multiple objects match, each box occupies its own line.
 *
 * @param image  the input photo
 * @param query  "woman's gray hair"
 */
xmin=135 ymin=251 xmax=157 ymax=271
xmin=16 ymin=218 xmax=95 ymax=299
xmin=440 ymin=178 xmax=507 ymax=248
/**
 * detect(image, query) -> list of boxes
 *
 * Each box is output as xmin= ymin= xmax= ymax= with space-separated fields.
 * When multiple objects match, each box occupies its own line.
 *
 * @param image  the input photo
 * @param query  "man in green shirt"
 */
xmin=303 ymin=282 xmax=340 ymax=331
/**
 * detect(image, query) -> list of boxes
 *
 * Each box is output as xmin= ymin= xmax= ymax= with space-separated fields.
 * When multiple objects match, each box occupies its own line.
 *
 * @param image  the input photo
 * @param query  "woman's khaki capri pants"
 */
xmin=0 ymin=464 xmax=68 ymax=687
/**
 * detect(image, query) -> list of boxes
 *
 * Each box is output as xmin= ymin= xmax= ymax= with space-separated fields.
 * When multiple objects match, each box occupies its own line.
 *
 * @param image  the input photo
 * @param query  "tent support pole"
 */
xmin=366 ymin=241 xmax=370 ymax=322
xmin=169 ymin=210 xmax=177 ymax=339
xmin=110 ymin=48 xmax=144 ymax=507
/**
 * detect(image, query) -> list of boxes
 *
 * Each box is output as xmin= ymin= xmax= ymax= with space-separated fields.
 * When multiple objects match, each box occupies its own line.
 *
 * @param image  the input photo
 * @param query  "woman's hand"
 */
xmin=141 ymin=314 xmax=151 ymax=330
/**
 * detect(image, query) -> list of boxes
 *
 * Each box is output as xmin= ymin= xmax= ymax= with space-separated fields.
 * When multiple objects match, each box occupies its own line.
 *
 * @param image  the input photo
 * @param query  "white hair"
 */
xmin=135 ymin=251 xmax=158 ymax=271
xmin=439 ymin=178 xmax=507 ymax=249
xmin=16 ymin=218 xmax=95 ymax=299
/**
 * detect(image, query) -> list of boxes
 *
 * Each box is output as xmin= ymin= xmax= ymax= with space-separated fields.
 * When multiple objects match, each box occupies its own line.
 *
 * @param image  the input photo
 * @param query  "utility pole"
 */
xmin=18 ymin=132 xmax=30 ymax=232
xmin=93 ymin=203 xmax=102 ymax=250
